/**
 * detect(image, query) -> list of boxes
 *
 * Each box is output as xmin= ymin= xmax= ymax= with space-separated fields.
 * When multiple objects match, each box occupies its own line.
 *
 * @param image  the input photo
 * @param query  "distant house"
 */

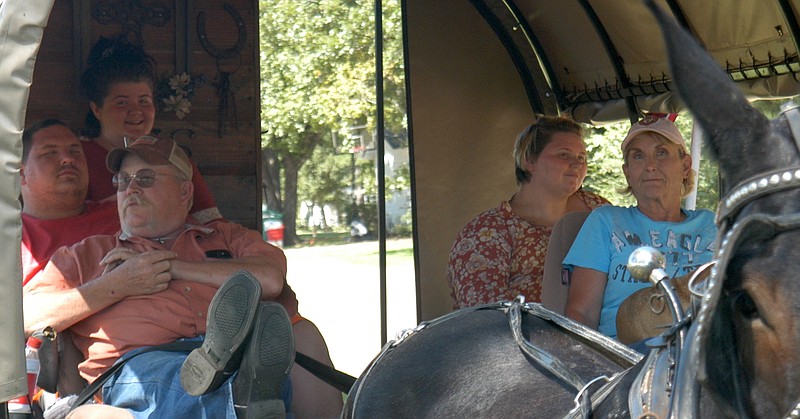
xmin=363 ymin=130 xmax=411 ymax=233
xmin=300 ymin=126 xmax=410 ymax=234
xmin=359 ymin=128 xmax=411 ymax=232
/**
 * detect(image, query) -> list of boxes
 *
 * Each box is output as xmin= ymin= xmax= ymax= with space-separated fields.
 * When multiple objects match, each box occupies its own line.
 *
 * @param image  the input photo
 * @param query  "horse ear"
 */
xmin=643 ymin=0 xmax=771 ymax=190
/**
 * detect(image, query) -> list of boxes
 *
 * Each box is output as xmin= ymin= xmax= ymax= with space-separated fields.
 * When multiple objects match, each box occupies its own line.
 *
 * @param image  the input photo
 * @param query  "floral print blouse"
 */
xmin=446 ymin=190 xmax=608 ymax=309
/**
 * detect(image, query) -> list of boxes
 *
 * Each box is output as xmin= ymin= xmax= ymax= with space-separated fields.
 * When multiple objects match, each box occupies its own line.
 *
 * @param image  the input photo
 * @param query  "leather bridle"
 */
xmin=686 ymin=104 xmax=800 ymax=419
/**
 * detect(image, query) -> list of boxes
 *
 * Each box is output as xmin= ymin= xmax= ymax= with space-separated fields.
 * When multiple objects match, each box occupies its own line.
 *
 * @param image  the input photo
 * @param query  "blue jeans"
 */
xmin=101 ymin=338 xmax=292 ymax=418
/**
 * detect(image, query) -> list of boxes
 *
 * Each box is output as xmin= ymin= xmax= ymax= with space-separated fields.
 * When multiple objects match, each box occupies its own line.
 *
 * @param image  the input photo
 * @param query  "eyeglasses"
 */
xmin=112 ymin=169 xmax=184 ymax=191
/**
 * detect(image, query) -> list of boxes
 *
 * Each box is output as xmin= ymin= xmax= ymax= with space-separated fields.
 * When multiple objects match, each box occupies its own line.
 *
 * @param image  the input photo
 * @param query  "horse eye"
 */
xmin=731 ymin=291 xmax=759 ymax=319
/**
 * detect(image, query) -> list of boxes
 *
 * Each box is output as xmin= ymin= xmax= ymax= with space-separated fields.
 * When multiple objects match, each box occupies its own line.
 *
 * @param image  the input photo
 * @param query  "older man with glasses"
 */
xmin=24 ymin=136 xmax=297 ymax=418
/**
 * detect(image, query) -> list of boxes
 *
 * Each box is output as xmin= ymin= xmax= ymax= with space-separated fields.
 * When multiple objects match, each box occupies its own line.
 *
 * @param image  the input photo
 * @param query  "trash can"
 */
xmin=262 ymin=209 xmax=284 ymax=248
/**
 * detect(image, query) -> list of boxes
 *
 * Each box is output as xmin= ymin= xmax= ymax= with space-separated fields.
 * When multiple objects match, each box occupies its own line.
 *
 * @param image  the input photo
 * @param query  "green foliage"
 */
xmin=259 ymin=0 xmax=407 ymax=242
xmin=386 ymin=164 xmax=411 ymax=193
xmin=390 ymin=209 xmax=414 ymax=237
xmin=385 ymin=163 xmax=413 ymax=237
xmin=260 ymin=0 xmax=405 ymax=148
xmin=297 ymin=139 xmax=355 ymax=229
xmin=584 ymin=124 xmax=635 ymax=207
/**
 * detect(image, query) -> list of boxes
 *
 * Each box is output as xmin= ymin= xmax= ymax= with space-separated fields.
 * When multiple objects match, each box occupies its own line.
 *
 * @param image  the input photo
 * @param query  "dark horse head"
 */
xmin=646 ymin=1 xmax=800 ymax=417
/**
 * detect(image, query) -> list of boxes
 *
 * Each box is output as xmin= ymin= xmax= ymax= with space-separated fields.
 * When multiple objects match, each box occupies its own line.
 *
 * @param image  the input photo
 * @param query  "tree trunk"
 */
xmin=283 ymin=156 xmax=300 ymax=247
xmin=262 ymin=148 xmax=283 ymax=212
xmin=280 ymin=129 xmax=324 ymax=247
xmin=320 ymin=205 xmax=328 ymax=230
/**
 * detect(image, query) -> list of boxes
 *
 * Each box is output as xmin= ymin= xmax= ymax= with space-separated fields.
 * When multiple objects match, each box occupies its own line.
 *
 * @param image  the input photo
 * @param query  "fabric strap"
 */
xmin=67 ymin=342 xmax=357 ymax=412
xmin=68 ymin=340 xmax=202 ymax=412
xmin=295 ymin=352 xmax=356 ymax=394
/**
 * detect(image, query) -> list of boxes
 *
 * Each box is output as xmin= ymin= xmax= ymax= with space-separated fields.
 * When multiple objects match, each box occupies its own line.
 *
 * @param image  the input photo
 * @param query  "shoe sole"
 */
xmin=180 ymin=271 xmax=262 ymax=396
xmin=234 ymin=303 xmax=295 ymax=418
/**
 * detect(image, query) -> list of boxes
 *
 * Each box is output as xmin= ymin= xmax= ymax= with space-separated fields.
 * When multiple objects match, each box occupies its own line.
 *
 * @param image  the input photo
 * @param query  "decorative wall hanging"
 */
xmin=92 ymin=0 xmax=171 ymax=46
xmin=157 ymin=72 xmax=206 ymax=119
xmin=197 ymin=2 xmax=246 ymax=138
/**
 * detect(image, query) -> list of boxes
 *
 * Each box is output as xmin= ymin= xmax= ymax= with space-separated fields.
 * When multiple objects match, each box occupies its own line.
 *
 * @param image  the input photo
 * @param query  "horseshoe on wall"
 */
xmin=170 ymin=128 xmax=196 ymax=140
xmin=196 ymin=3 xmax=246 ymax=61
xmin=197 ymin=3 xmax=246 ymax=137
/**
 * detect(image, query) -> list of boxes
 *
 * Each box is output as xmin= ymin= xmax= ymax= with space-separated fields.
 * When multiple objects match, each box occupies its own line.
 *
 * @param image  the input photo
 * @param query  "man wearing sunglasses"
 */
xmin=24 ymin=136 xmax=297 ymax=418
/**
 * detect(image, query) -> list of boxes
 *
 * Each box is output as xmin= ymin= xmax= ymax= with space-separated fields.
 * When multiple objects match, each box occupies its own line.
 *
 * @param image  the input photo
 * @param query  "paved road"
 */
xmin=284 ymin=239 xmax=418 ymax=378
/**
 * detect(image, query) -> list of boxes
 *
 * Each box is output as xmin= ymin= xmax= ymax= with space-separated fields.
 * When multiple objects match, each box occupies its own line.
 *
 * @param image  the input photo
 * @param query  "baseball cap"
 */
xmin=106 ymin=135 xmax=193 ymax=180
xmin=621 ymin=114 xmax=687 ymax=154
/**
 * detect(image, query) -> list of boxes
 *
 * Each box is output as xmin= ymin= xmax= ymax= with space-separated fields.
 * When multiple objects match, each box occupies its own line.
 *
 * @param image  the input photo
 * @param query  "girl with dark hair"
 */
xmin=80 ymin=36 xmax=221 ymax=223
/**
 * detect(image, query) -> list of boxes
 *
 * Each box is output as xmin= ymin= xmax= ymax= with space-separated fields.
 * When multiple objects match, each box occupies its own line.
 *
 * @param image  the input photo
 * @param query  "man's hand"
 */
xmin=100 ymin=247 xmax=137 ymax=274
xmin=24 ymin=249 xmax=177 ymax=335
xmin=102 ymin=250 xmax=177 ymax=297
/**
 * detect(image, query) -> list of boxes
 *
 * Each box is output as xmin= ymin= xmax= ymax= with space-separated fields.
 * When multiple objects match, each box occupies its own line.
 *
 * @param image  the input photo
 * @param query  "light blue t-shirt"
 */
xmin=562 ymin=205 xmax=717 ymax=338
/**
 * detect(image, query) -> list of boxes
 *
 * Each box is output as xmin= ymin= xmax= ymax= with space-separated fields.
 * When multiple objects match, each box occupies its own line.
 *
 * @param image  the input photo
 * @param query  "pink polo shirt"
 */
xmin=25 ymin=219 xmax=297 ymax=383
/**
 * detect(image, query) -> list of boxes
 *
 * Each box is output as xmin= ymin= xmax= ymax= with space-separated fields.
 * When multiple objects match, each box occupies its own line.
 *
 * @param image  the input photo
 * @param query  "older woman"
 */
xmin=447 ymin=115 xmax=609 ymax=309
xmin=563 ymin=115 xmax=717 ymax=339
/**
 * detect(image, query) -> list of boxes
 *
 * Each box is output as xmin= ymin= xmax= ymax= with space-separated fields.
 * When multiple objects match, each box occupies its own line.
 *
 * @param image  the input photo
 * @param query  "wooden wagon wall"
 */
xmin=26 ymin=0 xmax=262 ymax=230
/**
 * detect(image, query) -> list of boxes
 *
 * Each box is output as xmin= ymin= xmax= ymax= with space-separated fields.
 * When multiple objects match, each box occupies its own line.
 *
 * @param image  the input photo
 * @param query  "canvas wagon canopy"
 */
xmin=3 ymin=0 xmax=800 ymax=404
xmin=471 ymin=0 xmax=800 ymax=123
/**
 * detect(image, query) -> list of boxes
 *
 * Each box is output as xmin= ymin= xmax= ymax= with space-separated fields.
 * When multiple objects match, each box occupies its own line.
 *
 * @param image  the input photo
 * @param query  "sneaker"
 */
xmin=180 ymin=271 xmax=262 ymax=396
xmin=232 ymin=302 xmax=295 ymax=419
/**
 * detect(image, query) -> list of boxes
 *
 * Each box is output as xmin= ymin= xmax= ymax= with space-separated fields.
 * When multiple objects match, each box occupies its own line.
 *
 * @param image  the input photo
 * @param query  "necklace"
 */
xmin=150 ymin=227 xmax=187 ymax=244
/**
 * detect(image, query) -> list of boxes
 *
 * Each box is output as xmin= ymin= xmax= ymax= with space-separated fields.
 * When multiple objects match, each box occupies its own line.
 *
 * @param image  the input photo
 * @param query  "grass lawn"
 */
xmin=283 ymin=236 xmax=417 ymax=377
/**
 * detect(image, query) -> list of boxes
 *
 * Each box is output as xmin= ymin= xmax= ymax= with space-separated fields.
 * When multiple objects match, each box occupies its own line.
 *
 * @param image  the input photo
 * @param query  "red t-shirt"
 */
xmin=81 ymin=139 xmax=222 ymax=223
xmin=21 ymin=200 xmax=120 ymax=286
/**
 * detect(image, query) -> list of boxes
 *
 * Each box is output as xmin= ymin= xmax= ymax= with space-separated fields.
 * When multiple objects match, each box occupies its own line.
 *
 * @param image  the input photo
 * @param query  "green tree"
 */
xmin=259 ymin=0 xmax=405 ymax=246
xmin=584 ymin=123 xmax=634 ymax=206
xmin=297 ymin=139 xmax=354 ymax=231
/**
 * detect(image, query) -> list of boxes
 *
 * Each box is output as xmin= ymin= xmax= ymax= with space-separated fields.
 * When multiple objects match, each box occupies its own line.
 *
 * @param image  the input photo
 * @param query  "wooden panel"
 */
xmin=204 ymin=174 xmax=260 ymax=230
xmin=28 ymin=1 xmax=82 ymax=128
xmin=27 ymin=0 xmax=262 ymax=231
